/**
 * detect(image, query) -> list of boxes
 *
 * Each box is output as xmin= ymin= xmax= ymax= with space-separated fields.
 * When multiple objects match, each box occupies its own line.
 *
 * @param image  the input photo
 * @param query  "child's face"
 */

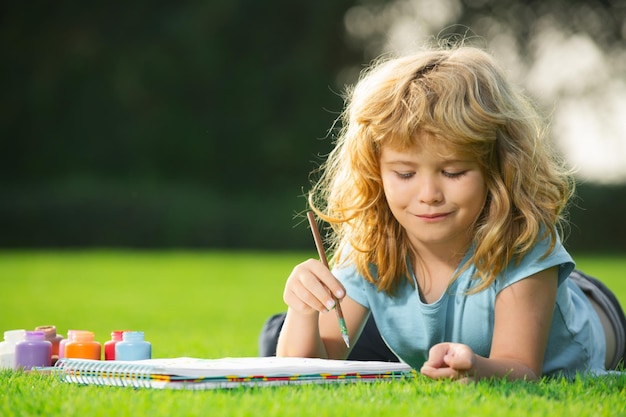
xmin=379 ymin=138 xmax=487 ymax=254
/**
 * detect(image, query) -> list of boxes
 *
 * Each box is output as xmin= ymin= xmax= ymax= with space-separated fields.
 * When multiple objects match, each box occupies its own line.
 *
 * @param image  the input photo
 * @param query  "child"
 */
xmin=260 ymin=45 xmax=626 ymax=380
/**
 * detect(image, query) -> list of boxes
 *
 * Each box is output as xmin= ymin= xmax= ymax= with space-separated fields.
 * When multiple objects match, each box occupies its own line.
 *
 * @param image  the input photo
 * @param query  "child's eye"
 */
xmin=395 ymin=171 xmax=415 ymax=180
xmin=442 ymin=170 xmax=467 ymax=179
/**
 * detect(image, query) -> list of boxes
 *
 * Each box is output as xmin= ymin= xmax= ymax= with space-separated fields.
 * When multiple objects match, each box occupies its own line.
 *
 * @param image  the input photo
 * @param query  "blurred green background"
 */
xmin=1 ymin=0 xmax=625 ymax=252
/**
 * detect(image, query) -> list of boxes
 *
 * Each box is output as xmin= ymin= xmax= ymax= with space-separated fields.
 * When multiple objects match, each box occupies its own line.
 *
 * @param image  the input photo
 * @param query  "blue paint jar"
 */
xmin=115 ymin=331 xmax=151 ymax=361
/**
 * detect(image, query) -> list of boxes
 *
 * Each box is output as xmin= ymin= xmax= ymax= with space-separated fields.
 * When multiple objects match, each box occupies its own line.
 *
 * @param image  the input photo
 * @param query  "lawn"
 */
xmin=0 ymin=251 xmax=625 ymax=417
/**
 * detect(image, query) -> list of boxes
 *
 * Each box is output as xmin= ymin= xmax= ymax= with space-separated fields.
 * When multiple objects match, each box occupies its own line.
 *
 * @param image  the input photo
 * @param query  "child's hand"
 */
xmin=283 ymin=259 xmax=346 ymax=316
xmin=420 ymin=342 xmax=476 ymax=381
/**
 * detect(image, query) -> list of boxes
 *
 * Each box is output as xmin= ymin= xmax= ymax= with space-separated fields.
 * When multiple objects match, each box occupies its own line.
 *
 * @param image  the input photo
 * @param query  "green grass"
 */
xmin=1 ymin=251 xmax=625 ymax=417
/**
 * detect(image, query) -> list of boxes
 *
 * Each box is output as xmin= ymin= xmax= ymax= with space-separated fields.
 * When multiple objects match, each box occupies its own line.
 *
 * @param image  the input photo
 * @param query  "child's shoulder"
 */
xmin=494 ymin=234 xmax=575 ymax=292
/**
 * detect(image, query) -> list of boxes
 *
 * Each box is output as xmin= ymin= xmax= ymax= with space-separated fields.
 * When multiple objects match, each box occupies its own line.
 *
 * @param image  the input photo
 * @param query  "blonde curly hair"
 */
xmin=308 ymin=46 xmax=574 ymax=295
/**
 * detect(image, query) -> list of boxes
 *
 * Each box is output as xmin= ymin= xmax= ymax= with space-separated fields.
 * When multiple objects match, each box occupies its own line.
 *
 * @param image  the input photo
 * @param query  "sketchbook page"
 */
xmin=130 ymin=357 xmax=413 ymax=378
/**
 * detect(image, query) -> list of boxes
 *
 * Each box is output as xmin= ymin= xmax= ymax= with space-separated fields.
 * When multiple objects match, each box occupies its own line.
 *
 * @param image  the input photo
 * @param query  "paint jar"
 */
xmin=58 ymin=330 xmax=84 ymax=359
xmin=0 ymin=329 xmax=26 ymax=370
xmin=104 ymin=330 xmax=126 ymax=361
xmin=115 ymin=331 xmax=151 ymax=361
xmin=35 ymin=325 xmax=64 ymax=365
xmin=64 ymin=331 xmax=101 ymax=360
xmin=14 ymin=331 xmax=52 ymax=370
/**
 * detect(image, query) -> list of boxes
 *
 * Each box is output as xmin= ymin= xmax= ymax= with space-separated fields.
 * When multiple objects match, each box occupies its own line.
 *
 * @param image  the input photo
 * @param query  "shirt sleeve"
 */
xmin=494 ymin=233 xmax=575 ymax=293
xmin=332 ymin=261 xmax=371 ymax=309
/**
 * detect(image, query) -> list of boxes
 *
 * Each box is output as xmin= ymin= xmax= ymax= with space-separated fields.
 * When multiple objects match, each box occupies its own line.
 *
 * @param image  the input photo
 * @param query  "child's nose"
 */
xmin=418 ymin=177 xmax=443 ymax=204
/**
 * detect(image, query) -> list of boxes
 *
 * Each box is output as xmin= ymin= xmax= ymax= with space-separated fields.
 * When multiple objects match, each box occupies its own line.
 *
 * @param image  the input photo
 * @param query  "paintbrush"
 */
xmin=306 ymin=211 xmax=350 ymax=348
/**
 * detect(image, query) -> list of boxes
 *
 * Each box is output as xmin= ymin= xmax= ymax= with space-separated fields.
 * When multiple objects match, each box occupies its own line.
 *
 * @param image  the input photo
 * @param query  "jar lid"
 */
xmin=35 ymin=325 xmax=57 ymax=338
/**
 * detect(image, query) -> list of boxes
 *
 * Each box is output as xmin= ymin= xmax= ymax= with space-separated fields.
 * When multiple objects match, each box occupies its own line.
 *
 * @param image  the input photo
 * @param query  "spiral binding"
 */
xmin=54 ymin=358 xmax=156 ymax=388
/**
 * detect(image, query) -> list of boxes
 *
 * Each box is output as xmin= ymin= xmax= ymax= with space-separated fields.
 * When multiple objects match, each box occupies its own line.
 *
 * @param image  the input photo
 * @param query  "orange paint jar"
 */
xmin=64 ymin=331 xmax=101 ymax=360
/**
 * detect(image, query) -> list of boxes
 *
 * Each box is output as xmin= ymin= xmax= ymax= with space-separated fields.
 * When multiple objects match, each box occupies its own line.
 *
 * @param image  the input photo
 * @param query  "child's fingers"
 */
xmin=444 ymin=348 xmax=474 ymax=371
xmin=283 ymin=284 xmax=328 ymax=313
xmin=286 ymin=274 xmax=334 ymax=313
xmin=421 ymin=363 xmax=471 ymax=381
xmin=305 ymin=259 xmax=346 ymax=299
xmin=421 ymin=343 xmax=475 ymax=380
xmin=283 ymin=259 xmax=345 ymax=314
xmin=423 ymin=343 xmax=449 ymax=368
xmin=420 ymin=363 xmax=458 ymax=379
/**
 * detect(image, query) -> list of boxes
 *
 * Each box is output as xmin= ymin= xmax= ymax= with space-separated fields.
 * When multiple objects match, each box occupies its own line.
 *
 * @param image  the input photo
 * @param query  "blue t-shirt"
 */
xmin=334 ymin=237 xmax=606 ymax=377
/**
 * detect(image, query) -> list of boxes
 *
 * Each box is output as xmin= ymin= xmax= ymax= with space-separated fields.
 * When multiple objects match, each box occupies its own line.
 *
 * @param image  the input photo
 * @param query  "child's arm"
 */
xmin=276 ymin=259 xmax=368 ymax=359
xmin=421 ymin=267 xmax=559 ymax=381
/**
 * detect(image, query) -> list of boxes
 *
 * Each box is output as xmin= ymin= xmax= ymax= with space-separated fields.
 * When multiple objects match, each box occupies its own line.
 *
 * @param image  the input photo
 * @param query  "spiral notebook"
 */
xmin=53 ymin=356 xmax=416 ymax=390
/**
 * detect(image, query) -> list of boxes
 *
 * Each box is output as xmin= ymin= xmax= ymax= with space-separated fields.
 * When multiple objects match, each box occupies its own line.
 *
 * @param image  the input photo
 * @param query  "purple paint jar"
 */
xmin=14 ymin=331 xmax=52 ymax=370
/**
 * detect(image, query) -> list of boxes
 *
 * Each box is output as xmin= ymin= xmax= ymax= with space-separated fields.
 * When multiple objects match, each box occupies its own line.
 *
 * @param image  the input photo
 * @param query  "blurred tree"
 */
xmin=0 ymin=1 xmax=359 ymax=190
xmin=0 ymin=0 xmax=623 ymax=250
xmin=343 ymin=0 xmax=625 ymax=61
xmin=342 ymin=0 xmax=626 ymax=183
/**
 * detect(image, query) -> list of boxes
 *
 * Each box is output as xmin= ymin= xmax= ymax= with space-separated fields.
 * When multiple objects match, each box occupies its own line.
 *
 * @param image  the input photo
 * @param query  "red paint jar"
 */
xmin=104 ymin=330 xmax=125 ymax=361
